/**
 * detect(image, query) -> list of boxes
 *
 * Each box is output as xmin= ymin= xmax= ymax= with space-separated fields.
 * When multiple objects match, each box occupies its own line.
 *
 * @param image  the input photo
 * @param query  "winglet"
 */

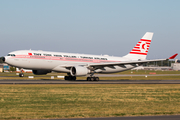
xmin=169 ymin=53 xmax=178 ymax=59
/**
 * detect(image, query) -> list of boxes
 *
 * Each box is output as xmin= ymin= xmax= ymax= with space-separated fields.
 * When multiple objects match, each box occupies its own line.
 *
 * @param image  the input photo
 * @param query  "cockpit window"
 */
xmin=7 ymin=54 xmax=16 ymax=56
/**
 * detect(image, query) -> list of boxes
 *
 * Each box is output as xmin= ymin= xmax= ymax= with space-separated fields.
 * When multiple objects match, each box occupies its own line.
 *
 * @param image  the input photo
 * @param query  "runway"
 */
xmin=1 ymin=79 xmax=180 ymax=84
xmin=1 ymin=74 xmax=180 ymax=78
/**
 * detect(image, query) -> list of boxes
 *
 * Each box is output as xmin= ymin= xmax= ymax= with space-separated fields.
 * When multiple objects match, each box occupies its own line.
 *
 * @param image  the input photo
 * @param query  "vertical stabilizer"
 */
xmin=123 ymin=32 xmax=153 ymax=60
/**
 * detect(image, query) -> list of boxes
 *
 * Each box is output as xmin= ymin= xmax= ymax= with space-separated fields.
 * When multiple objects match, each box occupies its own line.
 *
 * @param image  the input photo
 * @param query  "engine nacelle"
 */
xmin=70 ymin=66 xmax=90 ymax=76
xmin=32 ymin=70 xmax=51 ymax=75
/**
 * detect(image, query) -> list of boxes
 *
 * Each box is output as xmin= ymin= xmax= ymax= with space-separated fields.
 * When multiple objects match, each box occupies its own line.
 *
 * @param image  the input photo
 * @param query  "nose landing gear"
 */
xmin=19 ymin=68 xmax=24 ymax=77
xmin=19 ymin=73 xmax=24 ymax=77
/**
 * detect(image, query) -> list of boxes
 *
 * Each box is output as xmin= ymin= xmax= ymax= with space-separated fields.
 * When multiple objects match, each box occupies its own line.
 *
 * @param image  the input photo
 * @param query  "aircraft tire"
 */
xmin=72 ymin=76 xmax=76 ymax=81
xmin=19 ymin=73 xmax=24 ymax=77
xmin=64 ymin=76 xmax=68 ymax=80
xmin=87 ymin=77 xmax=99 ymax=81
xmin=90 ymin=77 xmax=94 ymax=81
xmin=87 ymin=77 xmax=91 ymax=81
xmin=65 ymin=76 xmax=76 ymax=80
xmin=95 ymin=77 xmax=99 ymax=81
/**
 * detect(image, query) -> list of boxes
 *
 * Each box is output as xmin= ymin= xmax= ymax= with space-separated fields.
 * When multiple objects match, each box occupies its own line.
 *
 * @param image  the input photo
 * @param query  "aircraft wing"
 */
xmin=59 ymin=59 xmax=166 ymax=68
xmin=88 ymin=59 xmax=167 ymax=67
xmin=87 ymin=54 xmax=178 ymax=68
xmin=59 ymin=54 xmax=178 ymax=69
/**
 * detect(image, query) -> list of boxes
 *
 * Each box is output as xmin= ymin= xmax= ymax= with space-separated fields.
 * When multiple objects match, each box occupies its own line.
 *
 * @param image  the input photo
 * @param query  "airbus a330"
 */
xmin=2 ymin=32 xmax=178 ymax=81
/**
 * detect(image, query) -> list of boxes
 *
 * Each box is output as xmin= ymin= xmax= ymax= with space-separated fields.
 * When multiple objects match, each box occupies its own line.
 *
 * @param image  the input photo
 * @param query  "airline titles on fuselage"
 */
xmin=10 ymin=52 xmax=108 ymax=61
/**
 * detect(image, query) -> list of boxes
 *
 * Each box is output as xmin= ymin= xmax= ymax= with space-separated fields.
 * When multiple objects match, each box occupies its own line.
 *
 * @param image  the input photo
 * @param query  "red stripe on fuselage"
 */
xmin=13 ymin=55 xmax=120 ymax=63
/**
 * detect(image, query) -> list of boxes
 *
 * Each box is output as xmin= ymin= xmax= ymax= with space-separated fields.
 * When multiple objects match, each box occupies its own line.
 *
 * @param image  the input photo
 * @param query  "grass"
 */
xmin=0 ymin=84 xmax=180 ymax=119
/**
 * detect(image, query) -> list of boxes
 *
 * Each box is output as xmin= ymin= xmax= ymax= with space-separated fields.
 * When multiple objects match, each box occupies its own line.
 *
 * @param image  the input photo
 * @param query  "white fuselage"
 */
xmin=5 ymin=50 xmax=137 ymax=74
xmin=3 ymin=32 xmax=157 ymax=77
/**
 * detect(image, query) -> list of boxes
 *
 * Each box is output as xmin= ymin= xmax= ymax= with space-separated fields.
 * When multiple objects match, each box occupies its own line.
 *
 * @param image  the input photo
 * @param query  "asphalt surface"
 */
xmin=96 ymin=74 xmax=180 ymax=77
xmin=1 ymin=79 xmax=180 ymax=84
xmin=1 ymin=74 xmax=180 ymax=77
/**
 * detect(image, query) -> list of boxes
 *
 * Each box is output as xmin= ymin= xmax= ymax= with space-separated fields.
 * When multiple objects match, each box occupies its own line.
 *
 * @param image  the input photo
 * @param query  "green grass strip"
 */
xmin=0 ymin=84 xmax=180 ymax=119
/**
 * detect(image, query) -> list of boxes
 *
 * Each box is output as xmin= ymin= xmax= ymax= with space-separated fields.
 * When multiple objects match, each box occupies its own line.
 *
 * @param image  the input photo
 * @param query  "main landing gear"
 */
xmin=64 ymin=76 xmax=99 ymax=81
xmin=87 ymin=77 xmax=99 ymax=81
xmin=64 ymin=73 xmax=99 ymax=81
xmin=87 ymin=72 xmax=99 ymax=81
xmin=64 ymin=76 xmax=76 ymax=80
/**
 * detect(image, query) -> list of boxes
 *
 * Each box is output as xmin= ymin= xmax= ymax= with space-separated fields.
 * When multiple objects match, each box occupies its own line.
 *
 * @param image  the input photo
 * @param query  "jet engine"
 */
xmin=70 ymin=66 xmax=90 ymax=76
xmin=32 ymin=70 xmax=51 ymax=75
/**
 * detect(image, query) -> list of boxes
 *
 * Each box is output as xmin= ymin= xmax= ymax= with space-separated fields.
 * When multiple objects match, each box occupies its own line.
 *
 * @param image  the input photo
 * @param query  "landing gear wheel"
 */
xmin=19 ymin=73 xmax=24 ymax=77
xmin=64 ymin=76 xmax=68 ymax=80
xmin=95 ymin=77 xmax=99 ymax=81
xmin=87 ymin=77 xmax=91 ymax=81
xmin=87 ymin=77 xmax=100 ymax=81
xmin=72 ymin=76 xmax=76 ymax=81
xmin=64 ymin=76 xmax=76 ymax=80
xmin=90 ymin=77 xmax=94 ymax=81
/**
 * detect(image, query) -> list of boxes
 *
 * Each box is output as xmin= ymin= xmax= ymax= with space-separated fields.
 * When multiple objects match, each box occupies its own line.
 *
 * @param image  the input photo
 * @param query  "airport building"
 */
xmin=171 ymin=59 xmax=180 ymax=71
xmin=132 ymin=66 xmax=172 ymax=71
xmin=0 ymin=63 xmax=9 ymax=72
xmin=0 ymin=64 xmax=3 ymax=72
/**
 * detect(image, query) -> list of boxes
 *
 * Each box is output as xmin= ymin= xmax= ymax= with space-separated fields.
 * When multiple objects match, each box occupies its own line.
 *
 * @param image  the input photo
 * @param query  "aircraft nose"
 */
xmin=1 ymin=57 xmax=5 ymax=62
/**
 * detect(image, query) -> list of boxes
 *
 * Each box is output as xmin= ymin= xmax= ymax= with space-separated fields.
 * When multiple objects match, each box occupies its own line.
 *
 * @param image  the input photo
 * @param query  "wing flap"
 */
xmin=54 ymin=54 xmax=177 ymax=71
xmin=88 ymin=59 xmax=167 ymax=68
xmin=88 ymin=53 xmax=178 ymax=68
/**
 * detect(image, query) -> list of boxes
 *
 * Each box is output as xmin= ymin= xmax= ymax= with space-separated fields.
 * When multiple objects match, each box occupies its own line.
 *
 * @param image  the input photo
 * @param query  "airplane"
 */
xmin=2 ymin=32 xmax=178 ymax=81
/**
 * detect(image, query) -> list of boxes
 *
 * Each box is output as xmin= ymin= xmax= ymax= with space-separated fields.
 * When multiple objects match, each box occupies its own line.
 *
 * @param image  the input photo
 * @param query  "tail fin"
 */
xmin=123 ymin=32 xmax=153 ymax=60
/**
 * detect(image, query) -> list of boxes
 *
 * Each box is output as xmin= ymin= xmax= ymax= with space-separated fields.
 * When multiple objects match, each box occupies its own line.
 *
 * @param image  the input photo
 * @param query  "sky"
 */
xmin=0 ymin=0 xmax=180 ymax=59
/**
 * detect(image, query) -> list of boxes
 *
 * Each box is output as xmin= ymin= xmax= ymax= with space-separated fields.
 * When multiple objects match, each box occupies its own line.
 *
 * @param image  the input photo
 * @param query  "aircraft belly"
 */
xmin=52 ymin=61 xmax=87 ymax=73
xmin=25 ymin=59 xmax=67 ymax=70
